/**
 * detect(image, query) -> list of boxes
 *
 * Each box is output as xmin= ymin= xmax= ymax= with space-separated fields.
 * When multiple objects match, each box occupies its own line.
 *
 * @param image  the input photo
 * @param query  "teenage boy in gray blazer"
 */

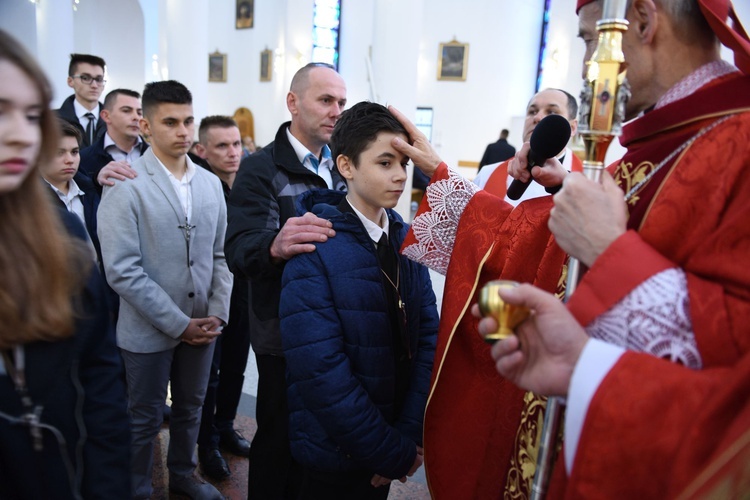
xmin=98 ymin=80 xmax=232 ymax=500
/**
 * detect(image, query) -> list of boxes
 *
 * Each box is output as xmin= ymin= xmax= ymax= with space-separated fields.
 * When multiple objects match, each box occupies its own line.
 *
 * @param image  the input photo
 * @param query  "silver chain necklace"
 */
xmin=623 ymin=114 xmax=734 ymax=202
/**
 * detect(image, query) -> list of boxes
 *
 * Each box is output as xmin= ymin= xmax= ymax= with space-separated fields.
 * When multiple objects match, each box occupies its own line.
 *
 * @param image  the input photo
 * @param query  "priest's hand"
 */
xmin=508 ymin=142 xmax=568 ymax=187
xmin=473 ymin=284 xmax=588 ymax=397
xmin=388 ymin=105 xmax=442 ymax=177
xmin=549 ymin=171 xmax=627 ymax=267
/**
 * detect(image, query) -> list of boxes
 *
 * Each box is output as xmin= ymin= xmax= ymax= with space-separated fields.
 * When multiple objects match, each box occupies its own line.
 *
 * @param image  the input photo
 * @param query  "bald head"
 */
xmin=523 ymin=89 xmax=579 ymax=143
xmin=286 ymin=63 xmax=347 ymax=155
xmin=290 ymin=63 xmax=337 ymax=95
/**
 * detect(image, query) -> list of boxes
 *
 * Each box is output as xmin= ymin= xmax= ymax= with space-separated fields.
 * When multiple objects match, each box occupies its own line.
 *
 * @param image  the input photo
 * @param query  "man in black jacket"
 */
xmin=478 ymin=128 xmax=516 ymax=171
xmin=225 ymin=62 xmax=347 ymax=498
xmin=55 ymin=53 xmax=108 ymax=148
xmin=192 ymin=116 xmax=252 ymax=481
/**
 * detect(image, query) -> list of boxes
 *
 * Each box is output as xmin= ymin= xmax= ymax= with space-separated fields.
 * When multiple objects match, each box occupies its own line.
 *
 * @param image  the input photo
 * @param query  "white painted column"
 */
xmin=35 ymin=1 xmax=76 ymax=108
xmin=163 ymin=0 xmax=209 ymax=131
xmin=370 ymin=0 xmax=424 ymax=221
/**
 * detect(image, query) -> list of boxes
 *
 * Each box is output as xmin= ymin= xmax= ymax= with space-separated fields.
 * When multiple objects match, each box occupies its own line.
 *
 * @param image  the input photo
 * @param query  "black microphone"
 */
xmin=506 ymin=114 xmax=571 ymax=201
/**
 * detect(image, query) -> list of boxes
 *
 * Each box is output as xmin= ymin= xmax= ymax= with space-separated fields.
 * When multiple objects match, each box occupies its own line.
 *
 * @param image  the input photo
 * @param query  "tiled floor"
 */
xmin=151 ymin=415 xmax=432 ymax=499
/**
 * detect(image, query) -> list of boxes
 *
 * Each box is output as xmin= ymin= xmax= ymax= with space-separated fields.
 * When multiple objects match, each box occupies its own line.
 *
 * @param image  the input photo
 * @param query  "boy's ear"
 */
xmin=336 ymin=154 xmax=355 ymax=179
xmin=140 ymin=117 xmax=151 ymax=138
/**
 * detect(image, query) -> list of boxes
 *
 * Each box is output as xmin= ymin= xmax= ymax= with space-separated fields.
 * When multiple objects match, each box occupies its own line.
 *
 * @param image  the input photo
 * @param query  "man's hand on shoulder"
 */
xmin=97 ymin=160 xmax=137 ymax=187
xmin=269 ymin=212 xmax=336 ymax=262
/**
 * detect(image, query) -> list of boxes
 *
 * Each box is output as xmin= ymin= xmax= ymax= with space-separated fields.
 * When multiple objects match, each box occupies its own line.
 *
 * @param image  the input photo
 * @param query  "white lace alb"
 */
xmin=585 ymin=268 xmax=701 ymax=369
xmin=402 ymin=168 xmax=480 ymax=275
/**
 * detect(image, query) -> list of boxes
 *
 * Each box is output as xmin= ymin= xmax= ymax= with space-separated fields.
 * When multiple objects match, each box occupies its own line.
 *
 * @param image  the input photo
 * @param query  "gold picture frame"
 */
xmin=437 ymin=40 xmax=469 ymax=81
xmin=260 ymin=49 xmax=272 ymax=82
xmin=208 ymin=51 xmax=227 ymax=82
xmin=236 ymin=0 xmax=254 ymax=29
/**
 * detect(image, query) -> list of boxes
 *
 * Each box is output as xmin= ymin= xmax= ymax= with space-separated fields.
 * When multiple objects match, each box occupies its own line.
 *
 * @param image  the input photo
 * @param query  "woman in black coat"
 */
xmin=0 ymin=30 xmax=130 ymax=499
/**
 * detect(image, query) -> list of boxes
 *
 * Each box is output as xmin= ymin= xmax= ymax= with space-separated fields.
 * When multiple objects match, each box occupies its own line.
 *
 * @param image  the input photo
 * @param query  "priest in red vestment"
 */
xmin=482 ymin=283 xmax=750 ymax=499
xmin=390 ymin=0 xmax=750 ymax=497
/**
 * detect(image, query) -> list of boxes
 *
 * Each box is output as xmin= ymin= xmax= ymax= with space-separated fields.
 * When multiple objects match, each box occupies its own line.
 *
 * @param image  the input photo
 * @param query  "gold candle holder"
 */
xmin=478 ymin=280 xmax=530 ymax=344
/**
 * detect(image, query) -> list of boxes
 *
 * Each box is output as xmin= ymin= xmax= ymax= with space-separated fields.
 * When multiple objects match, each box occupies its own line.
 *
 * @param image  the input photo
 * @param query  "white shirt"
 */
xmin=45 ymin=178 xmax=98 ymax=262
xmin=73 ymin=99 xmax=100 ymax=129
xmin=286 ymin=127 xmax=334 ymax=189
xmin=104 ymin=132 xmax=143 ymax=164
xmin=155 ymin=156 xmax=196 ymax=222
xmin=346 ymin=195 xmax=390 ymax=245
xmin=46 ymin=178 xmax=86 ymax=225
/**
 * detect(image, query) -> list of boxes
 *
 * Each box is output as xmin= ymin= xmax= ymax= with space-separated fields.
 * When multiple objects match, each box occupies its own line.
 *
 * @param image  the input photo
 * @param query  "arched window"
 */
xmin=312 ymin=0 xmax=341 ymax=70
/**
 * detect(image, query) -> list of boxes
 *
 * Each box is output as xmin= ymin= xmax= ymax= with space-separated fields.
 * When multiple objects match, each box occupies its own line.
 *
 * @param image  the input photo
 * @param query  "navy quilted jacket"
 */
xmin=280 ymin=189 xmax=438 ymax=479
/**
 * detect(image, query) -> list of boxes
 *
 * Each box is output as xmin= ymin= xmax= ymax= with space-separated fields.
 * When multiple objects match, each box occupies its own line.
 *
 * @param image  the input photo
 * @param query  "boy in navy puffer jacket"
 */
xmin=279 ymin=102 xmax=438 ymax=499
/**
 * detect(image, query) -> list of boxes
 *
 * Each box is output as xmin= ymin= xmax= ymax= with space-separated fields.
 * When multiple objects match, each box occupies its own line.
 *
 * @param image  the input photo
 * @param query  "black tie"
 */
xmin=377 ymin=233 xmax=396 ymax=284
xmin=84 ymin=112 xmax=95 ymax=145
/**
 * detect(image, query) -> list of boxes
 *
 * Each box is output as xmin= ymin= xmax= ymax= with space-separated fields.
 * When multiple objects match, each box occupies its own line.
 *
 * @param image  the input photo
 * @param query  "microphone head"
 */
xmin=529 ymin=114 xmax=572 ymax=162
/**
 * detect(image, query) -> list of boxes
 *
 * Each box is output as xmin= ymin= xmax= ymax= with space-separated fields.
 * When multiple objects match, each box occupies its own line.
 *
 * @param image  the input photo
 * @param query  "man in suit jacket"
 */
xmin=98 ymin=80 xmax=232 ymax=500
xmin=55 ymin=54 xmax=108 ymax=148
xmin=79 ymin=88 xmax=149 ymax=192
xmin=478 ymin=128 xmax=516 ymax=171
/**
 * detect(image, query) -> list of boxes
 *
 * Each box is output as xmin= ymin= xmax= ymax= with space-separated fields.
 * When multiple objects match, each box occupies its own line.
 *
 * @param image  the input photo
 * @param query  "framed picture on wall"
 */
xmin=260 ymin=49 xmax=273 ymax=82
xmin=437 ymin=40 xmax=469 ymax=81
xmin=209 ymin=51 xmax=227 ymax=82
xmin=236 ymin=0 xmax=254 ymax=29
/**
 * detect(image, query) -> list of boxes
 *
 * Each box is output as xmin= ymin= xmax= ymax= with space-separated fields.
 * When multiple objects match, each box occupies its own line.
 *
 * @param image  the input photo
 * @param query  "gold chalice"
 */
xmin=478 ymin=280 xmax=530 ymax=344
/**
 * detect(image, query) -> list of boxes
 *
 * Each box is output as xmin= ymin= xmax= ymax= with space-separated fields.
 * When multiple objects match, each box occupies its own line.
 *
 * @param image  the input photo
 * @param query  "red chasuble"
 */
xmin=560 ymin=350 xmax=750 ymax=499
xmin=403 ymin=165 xmax=569 ymax=499
xmin=406 ymin=72 xmax=750 ymax=499
xmin=553 ymin=72 xmax=750 ymax=497
xmin=567 ymin=72 xmax=750 ymax=368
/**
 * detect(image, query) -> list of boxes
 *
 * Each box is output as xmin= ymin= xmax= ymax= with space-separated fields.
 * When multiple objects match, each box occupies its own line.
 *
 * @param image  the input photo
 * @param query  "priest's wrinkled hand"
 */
xmin=388 ymin=105 xmax=442 ymax=177
xmin=473 ymin=284 xmax=588 ymax=397
xmin=508 ymin=142 xmax=568 ymax=187
xmin=549 ymin=171 xmax=627 ymax=267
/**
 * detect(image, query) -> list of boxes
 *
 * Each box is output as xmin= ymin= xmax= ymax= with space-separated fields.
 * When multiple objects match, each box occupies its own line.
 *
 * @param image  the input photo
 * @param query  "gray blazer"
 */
xmin=98 ymin=148 xmax=233 ymax=353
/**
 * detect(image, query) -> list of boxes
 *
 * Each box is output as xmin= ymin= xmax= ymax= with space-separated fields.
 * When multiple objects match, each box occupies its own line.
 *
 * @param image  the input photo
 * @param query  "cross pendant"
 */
xmin=178 ymin=218 xmax=196 ymax=267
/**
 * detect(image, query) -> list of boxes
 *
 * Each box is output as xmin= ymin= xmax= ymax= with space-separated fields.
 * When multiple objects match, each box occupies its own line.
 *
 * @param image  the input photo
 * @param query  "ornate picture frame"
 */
xmin=208 ymin=51 xmax=227 ymax=82
xmin=437 ymin=40 xmax=469 ymax=81
xmin=260 ymin=49 xmax=272 ymax=82
xmin=236 ymin=0 xmax=254 ymax=29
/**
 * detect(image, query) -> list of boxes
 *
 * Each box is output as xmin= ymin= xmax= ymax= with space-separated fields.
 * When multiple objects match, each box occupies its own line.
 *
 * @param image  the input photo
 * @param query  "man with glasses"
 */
xmin=56 ymin=53 xmax=108 ymax=148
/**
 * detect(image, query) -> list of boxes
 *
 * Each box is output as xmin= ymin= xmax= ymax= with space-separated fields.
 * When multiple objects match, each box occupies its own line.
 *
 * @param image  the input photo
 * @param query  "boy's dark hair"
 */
xmin=141 ymin=80 xmax=192 ymax=118
xmin=198 ymin=115 xmax=239 ymax=145
xmin=330 ymin=101 xmax=409 ymax=166
xmin=68 ymin=53 xmax=106 ymax=76
xmin=103 ymin=89 xmax=141 ymax=111
xmin=57 ymin=118 xmax=82 ymax=146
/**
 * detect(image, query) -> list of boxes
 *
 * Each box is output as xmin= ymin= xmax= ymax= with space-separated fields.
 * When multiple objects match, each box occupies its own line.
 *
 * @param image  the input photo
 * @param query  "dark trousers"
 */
xmin=248 ymin=353 xmax=302 ymax=499
xmin=297 ymin=468 xmax=390 ymax=500
xmin=198 ymin=285 xmax=251 ymax=449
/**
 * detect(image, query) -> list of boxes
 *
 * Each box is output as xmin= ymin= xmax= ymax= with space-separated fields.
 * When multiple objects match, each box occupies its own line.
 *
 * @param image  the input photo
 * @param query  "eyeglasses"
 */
xmin=72 ymin=74 xmax=106 ymax=85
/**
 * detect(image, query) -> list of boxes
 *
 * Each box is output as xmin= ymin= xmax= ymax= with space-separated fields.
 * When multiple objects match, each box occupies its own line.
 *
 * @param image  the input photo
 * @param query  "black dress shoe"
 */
xmin=199 ymin=447 xmax=231 ymax=480
xmin=219 ymin=429 xmax=251 ymax=457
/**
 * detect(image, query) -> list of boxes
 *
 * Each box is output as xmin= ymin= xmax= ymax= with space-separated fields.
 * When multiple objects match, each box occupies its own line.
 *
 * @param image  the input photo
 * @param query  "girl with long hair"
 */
xmin=0 ymin=29 xmax=130 ymax=499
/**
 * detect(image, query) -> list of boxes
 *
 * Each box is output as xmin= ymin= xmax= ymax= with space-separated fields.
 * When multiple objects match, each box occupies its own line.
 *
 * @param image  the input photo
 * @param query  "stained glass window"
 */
xmin=536 ymin=0 xmax=552 ymax=92
xmin=312 ymin=0 xmax=341 ymax=70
